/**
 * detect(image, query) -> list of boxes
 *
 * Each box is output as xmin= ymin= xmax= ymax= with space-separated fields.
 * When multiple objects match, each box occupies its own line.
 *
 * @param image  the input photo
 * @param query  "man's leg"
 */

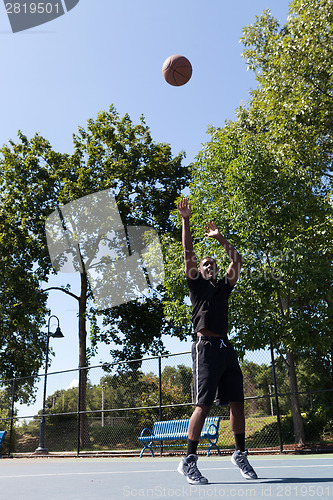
xmin=229 ymin=401 xmax=257 ymax=479
xmin=187 ymin=404 xmax=211 ymax=455
xmin=229 ymin=401 xmax=245 ymax=451
xmin=179 ymin=337 xmax=214 ymax=484
xmin=178 ymin=405 xmax=211 ymax=484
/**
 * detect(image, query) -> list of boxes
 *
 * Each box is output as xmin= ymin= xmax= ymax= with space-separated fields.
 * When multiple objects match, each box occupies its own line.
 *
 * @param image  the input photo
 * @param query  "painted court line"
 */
xmin=1 ymin=463 xmax=333 ymax=480
xmin=203 ymin=464 xmax=333 ymax=470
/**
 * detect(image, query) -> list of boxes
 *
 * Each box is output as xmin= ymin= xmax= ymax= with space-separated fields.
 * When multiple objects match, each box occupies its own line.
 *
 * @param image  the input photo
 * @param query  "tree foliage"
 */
xmin=163 ymin=0 xmax=333 ymax=445
xmin=0 ymin=106 xmax=189 ymax=411
xmin=240 ymin=0 xmax=333 ymax=177
xmin=0 ymin=134 xmax=63 ymax=399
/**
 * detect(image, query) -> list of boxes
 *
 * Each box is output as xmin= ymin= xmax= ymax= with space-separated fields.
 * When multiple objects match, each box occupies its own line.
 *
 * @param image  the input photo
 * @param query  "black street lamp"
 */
xmin=35 ymin=315 xmax=64 ymax=454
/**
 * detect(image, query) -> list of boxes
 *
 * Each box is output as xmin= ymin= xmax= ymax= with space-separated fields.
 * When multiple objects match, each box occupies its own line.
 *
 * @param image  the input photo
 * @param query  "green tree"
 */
xmin=237 ymin=0 xmax=333 ymax=444
xmin=0 ymin=105 xmax=189 ymax=447
xmin=163 ymin=0 xmax=332 ymax=446
xmin=136 ymin=371 xmax=192 ymax=427
xmin=0 ymin=265 xmax=48 ymax=401
xmin=162 ymin=364 xmax=193 ymax=402
xmin=240 ymin=0 xmax=333 ymax=175
xmin=0 ymin=133 xmax=63 ymax=400
xmin=167 ymin=122 xmax=332 ymax=445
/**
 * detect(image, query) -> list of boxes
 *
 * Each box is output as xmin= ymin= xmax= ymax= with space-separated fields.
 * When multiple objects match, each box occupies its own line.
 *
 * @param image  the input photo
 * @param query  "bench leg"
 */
xmin=140 ymin=445 xmax=154 ymax=458
xmin=207 ymin=443 xmax=221 ymax=457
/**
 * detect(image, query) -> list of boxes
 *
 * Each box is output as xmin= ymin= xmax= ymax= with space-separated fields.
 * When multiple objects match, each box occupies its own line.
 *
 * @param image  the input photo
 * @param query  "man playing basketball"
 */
xmin=177 ymin=198 xmax=258 ymax=485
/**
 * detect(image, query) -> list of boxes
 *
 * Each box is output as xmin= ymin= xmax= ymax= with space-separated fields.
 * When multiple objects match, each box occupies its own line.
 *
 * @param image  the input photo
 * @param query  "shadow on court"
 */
xmin=209 ymin=477 xmax=332 ymax=485
xmin=256 ymin=477 xmax=333 ymax=483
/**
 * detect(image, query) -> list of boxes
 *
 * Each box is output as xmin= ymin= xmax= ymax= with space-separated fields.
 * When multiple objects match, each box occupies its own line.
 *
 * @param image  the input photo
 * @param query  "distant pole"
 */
xmin=158 ymin=356 xmax=162 ymax=422
xmin=270 ymin=340 xmax=283 ymax=453
xmin=77 ymin=368 xmax=82 ymax=456
xmin=158 ymin=356 xmax=163 ymax=456
xmin=8 ymin=378 xmax=15 ymax=457
xmin=101 ymin=386 xmax=105 ymax=427
xmin=190 ymin=382 xmax=194 ymax=404
xmin=268 ymin=384 xmax=274 ymax=416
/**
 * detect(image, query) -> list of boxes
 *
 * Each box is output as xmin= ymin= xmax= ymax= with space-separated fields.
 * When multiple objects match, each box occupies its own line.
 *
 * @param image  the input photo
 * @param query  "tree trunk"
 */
xmin=78 ymin=271 xmax=90 ymax=448
xmin=286 ymin=350 xmax=305 ymax=446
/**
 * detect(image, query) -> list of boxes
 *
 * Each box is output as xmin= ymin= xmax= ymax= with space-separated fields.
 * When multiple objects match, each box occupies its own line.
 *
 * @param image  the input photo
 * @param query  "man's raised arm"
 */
xmin=204 ymin=220 xmax=242 ymax=288
xmin=177 ymin=198 xmax=198 ymax=279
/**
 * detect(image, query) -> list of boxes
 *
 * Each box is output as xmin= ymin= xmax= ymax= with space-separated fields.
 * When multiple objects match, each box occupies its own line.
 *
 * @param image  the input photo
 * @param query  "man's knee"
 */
xmin=188 ymin=405 xmax=212 ymax=440
xmin=194 ymin=404 xmax=211 ymax=418
xmin=229 ymin=401 xmax=245 ymax=422
xmin=230 ymin=401 xmax=244 ymax=413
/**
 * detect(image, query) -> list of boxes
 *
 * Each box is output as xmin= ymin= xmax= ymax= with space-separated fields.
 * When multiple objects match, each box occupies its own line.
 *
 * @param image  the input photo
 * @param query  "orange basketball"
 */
xmin=162 ymin=55 xmax=192 ymax=86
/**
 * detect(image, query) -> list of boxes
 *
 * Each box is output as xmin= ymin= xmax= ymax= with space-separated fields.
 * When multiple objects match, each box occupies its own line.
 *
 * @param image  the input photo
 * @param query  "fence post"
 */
xmin=270 ymin=341 xmax=283 ymax=453
xmin=8 ymin=378 xmax=15 ymax=457
xmin=158 ymin=356 xmax=162 ymax=421
xmin=158 ymin=356 xmax=163 ymax=455
xmin=77 ymin=368 xmax=81 ymax=456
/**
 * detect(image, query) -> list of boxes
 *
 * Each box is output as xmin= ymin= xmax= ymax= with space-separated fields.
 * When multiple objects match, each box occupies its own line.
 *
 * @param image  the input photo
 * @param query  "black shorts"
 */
xmin=192 ymin=336 xmax=244 ymax=406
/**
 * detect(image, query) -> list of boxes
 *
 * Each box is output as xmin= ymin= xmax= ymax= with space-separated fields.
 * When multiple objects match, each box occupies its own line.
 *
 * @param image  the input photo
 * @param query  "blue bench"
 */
xmin=139 ymin=417 xmax=221 ymax=458
xmin=0 ymin=431 xmax=7 ymax=458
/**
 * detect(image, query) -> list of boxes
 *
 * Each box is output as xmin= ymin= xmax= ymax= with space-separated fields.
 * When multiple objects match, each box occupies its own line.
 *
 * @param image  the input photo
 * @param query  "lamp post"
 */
xmin=35 ymin=315 xmax=64 ymax=454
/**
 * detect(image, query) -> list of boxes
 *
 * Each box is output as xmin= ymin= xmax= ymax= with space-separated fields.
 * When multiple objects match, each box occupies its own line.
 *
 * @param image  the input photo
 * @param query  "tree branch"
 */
xmin=275 ymin=344 xmax=288 ymax=367
xmin=43 ymin=286 xmax=80 ymax=301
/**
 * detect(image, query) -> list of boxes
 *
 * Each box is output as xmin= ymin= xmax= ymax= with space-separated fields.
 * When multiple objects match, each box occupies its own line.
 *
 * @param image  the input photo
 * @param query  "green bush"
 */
xmin=303 ymin=405 xmax=333 ymax=442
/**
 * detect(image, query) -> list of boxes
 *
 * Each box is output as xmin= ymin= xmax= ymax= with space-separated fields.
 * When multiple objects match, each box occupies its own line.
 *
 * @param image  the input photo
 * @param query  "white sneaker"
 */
xmin=177 ymin=454 xmax=209 ymax=485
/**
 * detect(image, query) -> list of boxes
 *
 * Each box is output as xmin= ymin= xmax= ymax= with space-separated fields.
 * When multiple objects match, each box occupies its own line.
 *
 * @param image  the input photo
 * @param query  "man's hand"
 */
xmin=177 ymin=198 xmax=191 ymax=219
xmin=204 ymin=220 xmax=221 ymax=239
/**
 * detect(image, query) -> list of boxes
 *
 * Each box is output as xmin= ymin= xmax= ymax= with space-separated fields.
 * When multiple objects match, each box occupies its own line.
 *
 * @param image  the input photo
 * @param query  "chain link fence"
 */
xmin=1 ymin=347 xmax=332 ymax=456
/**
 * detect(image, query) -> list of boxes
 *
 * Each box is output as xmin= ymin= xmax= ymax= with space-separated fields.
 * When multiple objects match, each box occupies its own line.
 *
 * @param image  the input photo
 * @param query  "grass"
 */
xmin=11 ymin=413 xmax=333 ymax=453
xmin=216 ymin=415 xmax=278 ymax=449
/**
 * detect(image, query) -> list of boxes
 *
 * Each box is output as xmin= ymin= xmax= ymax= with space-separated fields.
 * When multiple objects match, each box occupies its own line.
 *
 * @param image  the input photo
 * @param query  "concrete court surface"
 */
xmin=0 ymin=454 xmax=332 ymax=499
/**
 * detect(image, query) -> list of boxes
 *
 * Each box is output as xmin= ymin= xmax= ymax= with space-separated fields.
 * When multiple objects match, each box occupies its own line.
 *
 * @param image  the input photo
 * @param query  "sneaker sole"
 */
xmin=177 ymin=463 xmax=209 ymax=485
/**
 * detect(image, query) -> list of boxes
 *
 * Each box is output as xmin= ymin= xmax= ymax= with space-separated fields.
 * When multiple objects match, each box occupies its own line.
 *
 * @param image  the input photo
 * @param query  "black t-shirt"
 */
xmin=186 ymin=271 xmax=233 ymax=338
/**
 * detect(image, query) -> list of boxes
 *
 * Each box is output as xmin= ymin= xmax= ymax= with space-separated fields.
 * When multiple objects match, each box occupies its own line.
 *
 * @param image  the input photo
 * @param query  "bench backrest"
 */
xmin=152 ymin=417 xmax=220 ymax=438
xmin=153 ymin=419 xmax=189 ymax=437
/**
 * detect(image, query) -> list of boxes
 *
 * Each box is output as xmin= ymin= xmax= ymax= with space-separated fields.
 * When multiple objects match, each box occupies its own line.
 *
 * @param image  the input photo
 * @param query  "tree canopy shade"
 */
xmin=0 ymin=106 xmax=189 ymax=441
xmin=163 ymin=0 xmax=332 ymax=445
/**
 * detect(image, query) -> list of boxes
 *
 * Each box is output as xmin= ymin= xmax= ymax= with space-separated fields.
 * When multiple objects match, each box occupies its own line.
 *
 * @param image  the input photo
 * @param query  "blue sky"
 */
xmin=0 ymin=0 xmax=291 ymax=414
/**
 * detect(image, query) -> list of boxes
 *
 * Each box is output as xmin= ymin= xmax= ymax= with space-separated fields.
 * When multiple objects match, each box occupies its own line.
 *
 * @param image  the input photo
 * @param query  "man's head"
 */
xmin=199 ymin=256 xmax=218 ymax=282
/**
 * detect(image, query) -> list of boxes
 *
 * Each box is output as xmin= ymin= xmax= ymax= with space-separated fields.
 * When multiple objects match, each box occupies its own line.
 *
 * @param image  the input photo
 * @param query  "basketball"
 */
xmin=162 ymin=55 xmax=192 ymax=86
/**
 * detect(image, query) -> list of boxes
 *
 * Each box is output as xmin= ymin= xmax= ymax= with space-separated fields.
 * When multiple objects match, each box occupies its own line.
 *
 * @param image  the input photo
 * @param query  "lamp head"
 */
xmin=51 ymin=326 xmax=64 ymax=338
